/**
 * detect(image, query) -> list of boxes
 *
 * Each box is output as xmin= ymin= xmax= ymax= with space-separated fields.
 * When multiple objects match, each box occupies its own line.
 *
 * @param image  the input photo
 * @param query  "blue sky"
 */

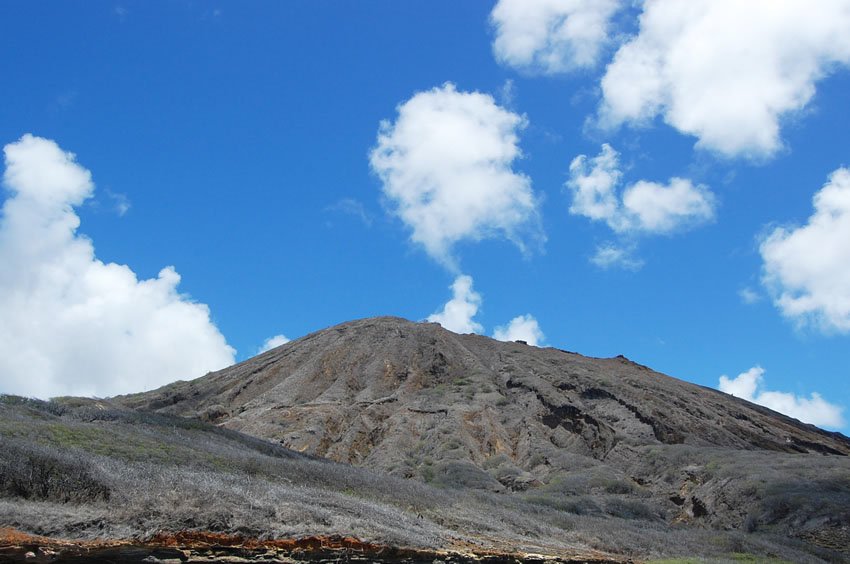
xmin=1 ymin=1 xmax=849 ymax=431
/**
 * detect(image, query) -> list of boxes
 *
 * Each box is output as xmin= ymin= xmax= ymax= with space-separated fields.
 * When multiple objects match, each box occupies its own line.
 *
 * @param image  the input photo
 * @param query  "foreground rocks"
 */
xmin=0 ymin=530 xmax=626 ymax=564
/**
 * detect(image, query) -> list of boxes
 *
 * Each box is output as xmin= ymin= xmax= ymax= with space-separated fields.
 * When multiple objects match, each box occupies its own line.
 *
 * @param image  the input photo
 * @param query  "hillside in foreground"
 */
xmin=2 ymin=317 xmax=849 ymax=562
xmin=0 ymin=396 xmax=623 ymax=562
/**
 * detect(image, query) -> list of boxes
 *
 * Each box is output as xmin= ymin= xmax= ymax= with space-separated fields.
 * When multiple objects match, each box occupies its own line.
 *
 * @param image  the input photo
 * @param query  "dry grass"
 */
xmin=0 ymin=395 xmax=845 ymax=563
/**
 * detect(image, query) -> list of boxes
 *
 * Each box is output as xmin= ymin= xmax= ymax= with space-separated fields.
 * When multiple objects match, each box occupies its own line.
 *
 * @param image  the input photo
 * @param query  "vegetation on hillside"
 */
xmin=1 ymin=395 xmax=847 ymax=562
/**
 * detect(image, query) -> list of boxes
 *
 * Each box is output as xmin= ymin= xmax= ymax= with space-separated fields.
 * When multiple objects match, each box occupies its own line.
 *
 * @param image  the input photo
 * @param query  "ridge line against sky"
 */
xmin=0 ymin=1 xmax=848 ymax=430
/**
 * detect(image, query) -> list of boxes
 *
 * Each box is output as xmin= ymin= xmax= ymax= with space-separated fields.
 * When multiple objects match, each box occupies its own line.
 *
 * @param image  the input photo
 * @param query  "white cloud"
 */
xmin=760 ymin=168 xmax=850 ymax=333
xmin=599 ymin=0 xmax=850 ymax=158
xmin=499 ymin=79 xmax=517 ymax=108
xmin=490 ymin=0 xmax=624 ymax=74
xmin=567 ymin=144 xmax=715 ymax=234
xmin=427 ymin=274 xmax=483 ymax=334
xmin=108 ymin=190 xmax=131 ymax=216
xmin=493 ymin=314 xmax=545 ymax=346
xmin=719 ymin=366 xmax=762 ymax=399
xmin=621 ymin=178 xmax=716 ymax=233
xmin=428 ymin=276 xmax=546 ymax=346
xmin=719 ymin=366 xmax=845 ymax=429
xmin=258 ymin=334 xmax=290 ymax=354
xmin=567 ymin=143 xmax=621 ymax=223
xmin=0 ymin=134 xmax=235 ymax=399
xmin=370 ymin=82 xmax=542 ymax=269
xmin=591 ymin=243 xmax=644 ymax=270
xmin=739 ymin=287 xmax=762 ymax=305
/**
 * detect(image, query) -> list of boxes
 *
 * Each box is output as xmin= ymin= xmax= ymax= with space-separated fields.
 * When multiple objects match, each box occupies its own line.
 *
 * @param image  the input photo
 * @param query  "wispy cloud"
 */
xmin=49 ymin=90 xmax=77 ymax=113
xmin=113 ymin=5 xmax=128 ymax=21
xmin=106 ymin=189 xmax=131 ymax=216
xmin=591 ymin=243 xmax=644 ymax=271
xmin=326 ymin=198 xmax=372 ymax=227
xmin=738 ymin=287 xmax=762 ymax=305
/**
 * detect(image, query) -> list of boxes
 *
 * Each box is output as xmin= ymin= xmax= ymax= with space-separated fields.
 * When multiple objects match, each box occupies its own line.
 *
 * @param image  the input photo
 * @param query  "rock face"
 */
xmin=121 ymin=316 xmax=849 ymax=480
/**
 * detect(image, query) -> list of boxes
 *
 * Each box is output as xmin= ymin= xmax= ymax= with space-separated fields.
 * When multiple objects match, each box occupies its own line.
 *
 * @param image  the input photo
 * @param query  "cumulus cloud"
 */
xmin=599 ymin=0 xmax=850 ymax=158
xmin=567 ymin=144 xmax=716 ymax=234
xmin=427 ymin=274 xmax=483 ymax=334
xmin=428 ymin=275 xmax=546 ymax=347
xmin=719 ymin=366 xmax=845 ymax=429
xmin=370 ymin=83 xmax=542 ymax=269
xmin=760 ymin=168 xmax=850 ymax=333
xmin=591 ymin=243 xmax=644 ymax=270
xmin=490 ymin=0 xmax=624 ymax=74
xmin=258 ymin=334 xmax=290 ymax=354
xmin=0 ymin=134 xmax=235 ymax=399
xmin=493 ymin=314 xmax=545 ymax=346
xmin=622 ymin=178 xmax=716 ymax=233
xmin=567 ymin=143 xmax=621 ymax=223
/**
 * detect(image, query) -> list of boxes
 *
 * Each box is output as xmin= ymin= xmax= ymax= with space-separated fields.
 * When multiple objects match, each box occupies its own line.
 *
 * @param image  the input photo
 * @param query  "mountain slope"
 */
xmin=0 ymin=396 xmax=626 ymax=562
xmin=117 ymin=317 xmax=850 ymax=558
xmin=121 ymin=316 xmax=849 ymax=463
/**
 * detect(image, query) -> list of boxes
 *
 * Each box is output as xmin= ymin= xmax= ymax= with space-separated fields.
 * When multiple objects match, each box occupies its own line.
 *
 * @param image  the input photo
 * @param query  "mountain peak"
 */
xmin=121 ymin=316 xmax=849 ymax=467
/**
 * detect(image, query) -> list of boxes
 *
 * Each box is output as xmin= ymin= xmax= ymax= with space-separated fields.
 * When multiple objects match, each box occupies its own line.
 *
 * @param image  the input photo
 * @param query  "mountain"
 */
xmin=120 ymin=317 xmax=849 ymax=461
xmin=117 ymin=316 xmax=850 ymax=557
xmin=3 ymin=317 xmax=849 ymax=562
